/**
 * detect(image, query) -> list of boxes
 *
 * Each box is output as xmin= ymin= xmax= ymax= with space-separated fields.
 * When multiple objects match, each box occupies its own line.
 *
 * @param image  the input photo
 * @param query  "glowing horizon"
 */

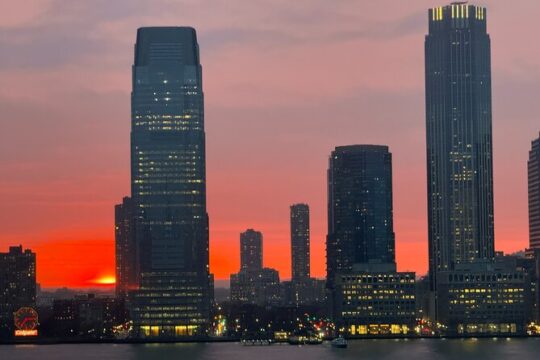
xmin=1 ymin=1 xmax=538 ymax=288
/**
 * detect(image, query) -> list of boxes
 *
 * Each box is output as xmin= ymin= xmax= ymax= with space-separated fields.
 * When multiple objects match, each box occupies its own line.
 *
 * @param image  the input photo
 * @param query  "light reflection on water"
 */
xmin=2 ymin=338 xmax=540 ymax=360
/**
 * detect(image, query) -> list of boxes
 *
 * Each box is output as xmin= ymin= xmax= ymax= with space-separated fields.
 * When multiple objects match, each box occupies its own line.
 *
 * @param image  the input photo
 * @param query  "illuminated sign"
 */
xmin=14 ymin=307 xmax=39 ymax=337
xmin=14 ymin=329 xmax=38 ymax=337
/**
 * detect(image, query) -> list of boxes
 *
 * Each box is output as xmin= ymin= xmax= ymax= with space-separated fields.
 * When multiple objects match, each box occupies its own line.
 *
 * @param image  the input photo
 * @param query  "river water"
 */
xmin=2 ymin=338 xmax=540 ymax=360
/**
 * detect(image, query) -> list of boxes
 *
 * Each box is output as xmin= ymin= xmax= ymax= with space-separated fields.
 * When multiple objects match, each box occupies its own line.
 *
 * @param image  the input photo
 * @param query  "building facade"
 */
xmin=240 ymin=229 xmax=263 ymax=272
xmin=129 ymin=27 xmax=212 ymax=338
xmin=425 ymin=3 xmax=495 ymax=294
xmin=230 ymin=268 xmax=281 ymax=307
xmin=115 ymin=196 xmax=137 ymax=300
xmin=230 ymin=230 xmax=281 ymax=306
xmin=437 ymin=261 xmax=532 ymax=336
xmin=326 ymin=145 xmax=414 ymax=334
xmin=0 ymin=246 xmax=36 ymax=338
xmin=326 ymin=145 xmax=396 ymax=289
xmin=334 ymin=272 xmax=416 ymax=336
xmin=529 ymin=133 xmax=540 ymax=250
xmin=291 ymin=204 xmax=310 ymax=282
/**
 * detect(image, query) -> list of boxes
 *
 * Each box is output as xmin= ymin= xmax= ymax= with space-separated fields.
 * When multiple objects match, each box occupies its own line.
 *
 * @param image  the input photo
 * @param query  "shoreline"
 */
xmin=2 ymin=335 xmax=540 ymax=346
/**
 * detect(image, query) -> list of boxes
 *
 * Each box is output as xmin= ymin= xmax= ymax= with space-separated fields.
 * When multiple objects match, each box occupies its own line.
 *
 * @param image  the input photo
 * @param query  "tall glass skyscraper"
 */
xmin=290 ymin=204 xmax=310 ymax=282
xmin=326 ymin=145 xmax=396 ymax=288
xmin=128 ymin=27 xmax=212 ymax=338
xmin=425 ymin=3 xmax=494 ymax=291
xmin=529 ymin=133 xmax=540 ymax=250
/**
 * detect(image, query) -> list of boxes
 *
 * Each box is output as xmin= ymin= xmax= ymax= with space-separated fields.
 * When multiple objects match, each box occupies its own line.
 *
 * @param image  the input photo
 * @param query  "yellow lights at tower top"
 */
xmin=431 ymin=3 xmax=485 ymax=21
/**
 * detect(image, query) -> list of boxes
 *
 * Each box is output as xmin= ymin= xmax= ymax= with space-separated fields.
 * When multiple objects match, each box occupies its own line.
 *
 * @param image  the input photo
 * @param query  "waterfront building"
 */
xmin=529 ymin=133 xmax=540 ymax=250
xmin=424 ymin=4 xmax=504 ymax=329
xmin=437 ymin=260 xmax=532 ymax=336
xmin=291 ymin=204 xmax=310 ymax=282
xmin=51 ymin=294 xmax=124 ymax=338
xmin=334 ymin=272 xmax=416 ymax=336
xmin=230 ymin=230 xmax=281 ymax=306
xmin=128 ymin=27 xmax=212 ymax=338
xmin=325 ymin=145 xmax=415 ymax=335
xmin=230 ymin=268 xmax=281 ymax=307
xmin=240 ymin=229 xmax=263 ymax=272
xmin=0 ymin=245 xmax=36 ymax=338
xmin=115 ymin=196 xmax=137 ymax=300
xmin=326 ymin=145 xmax=396 ymax=289
xmin=281 ymin=278 xmax=326 ymax=307
xmin=425 ymin=3 xmax=495 ymax=294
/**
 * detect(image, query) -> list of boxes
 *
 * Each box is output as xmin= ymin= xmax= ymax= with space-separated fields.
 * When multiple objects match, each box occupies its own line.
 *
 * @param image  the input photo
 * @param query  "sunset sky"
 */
xmin=1 ymin=0 xmax=539 ymax=288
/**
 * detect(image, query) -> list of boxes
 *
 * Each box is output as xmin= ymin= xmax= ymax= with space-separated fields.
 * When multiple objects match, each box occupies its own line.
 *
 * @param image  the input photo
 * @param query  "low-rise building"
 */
xmin=334 ymin=271 xmax=416 ymax=337
xmin=230 ymin=268 xmax=281 ymax=307
xmin=437 ymin=260 xmax=533 ymax=336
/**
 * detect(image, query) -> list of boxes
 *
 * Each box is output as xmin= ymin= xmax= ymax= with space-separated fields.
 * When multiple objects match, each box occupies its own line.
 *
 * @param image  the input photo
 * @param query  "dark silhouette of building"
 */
xmin=230 ymin=230 xmax=281 ymax=306
xmin=0 ymin=245 xmax=36 ymax=338
xmin=115 ymin=196 xmax=137 ymax=300
xmin=325 ymin=145 xmax=414 ymax=335
xmin=425 ymin=3 xmax=495 ymax=293
xmin=240 ymin=229 xmax=263 ymax=272
xmin=128 ymin=27 xmax=212 ymax=338
xmin=51 ymin=294 xmax=124 ymax=339
xmin=281 ymin=204 xmax=326 ymax=307
xmin=326 ymin=145 xmax=396 ymax=288
xmin=230 ymin=268 xmax=281 ymax=307
xmin=529 ymin=133 xmax=540 ymax=250
xmin=291 ymin=204 xmax=310 ymax=282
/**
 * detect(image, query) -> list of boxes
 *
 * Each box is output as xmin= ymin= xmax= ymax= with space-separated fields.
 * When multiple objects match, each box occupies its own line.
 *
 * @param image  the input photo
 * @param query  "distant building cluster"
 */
xmin=3 ymin=2 xmax=540 ymax=343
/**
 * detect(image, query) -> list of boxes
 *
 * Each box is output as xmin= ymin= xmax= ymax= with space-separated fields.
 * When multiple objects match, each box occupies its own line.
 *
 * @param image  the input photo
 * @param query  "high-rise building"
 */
xmin=0 ymin=246 xmax=36 ymax=338
xmin=115 ymin=196 xmax=137 ymax=300
xmin=425 ymin=3 xmax=495 ymax=291
xmin=230 ymin=230 xmax=281 ymax=306
xmin=529 ymin=133 xmax=540 ymax=250
xmin=326 ymin=145 xmax=413 ymax=334
xmin=240 ymin=229 xmax=263 ymax=272
xmin=128 ymin=27 xmax=212 ymax=338
xmin=290 ymin=204 xmax=310 ymax=282
xmin=326 ymin=145 xmax=396 ymax=287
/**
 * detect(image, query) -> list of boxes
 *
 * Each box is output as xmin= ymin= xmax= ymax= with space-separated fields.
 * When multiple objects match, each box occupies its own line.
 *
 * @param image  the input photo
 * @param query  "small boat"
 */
xmin=331 ymin=336 xmax=348 ymax=348
xmin=307 ymin=336 xmax=323 ymax=345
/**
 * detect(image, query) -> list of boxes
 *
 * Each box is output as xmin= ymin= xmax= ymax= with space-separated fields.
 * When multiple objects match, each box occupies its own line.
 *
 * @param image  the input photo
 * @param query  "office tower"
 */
xmin=423 ymin=5 xmax=529 ymax=335
xmin=326 ymin=145 xmax=396 ymax=286
xmin=425 ymin=3 xmax=494 ymax=291
xmin=290 ymin=204 xmax=310 ymax=282
xmin=129 ymin=27 xmax=212 ymax=338
xmin=529 ymin=133 xmax=540 ymax=250
xmin=115 ymin=196 xmax=137 ymax=300
xmin=240 ymin=229 xmax=263 ymax=272
xmin=326 ymin=145 xmax=414 ymax=335
xmin=0 ymin=246 xmax=36 ymax=338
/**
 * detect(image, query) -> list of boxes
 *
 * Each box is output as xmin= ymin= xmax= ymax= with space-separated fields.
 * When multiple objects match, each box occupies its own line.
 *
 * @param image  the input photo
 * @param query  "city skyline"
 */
xmin=2 ymin=1 xmax=540 ymax=288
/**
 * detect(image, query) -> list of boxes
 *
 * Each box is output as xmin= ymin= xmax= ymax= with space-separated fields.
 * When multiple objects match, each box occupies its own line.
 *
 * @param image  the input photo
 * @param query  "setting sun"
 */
xmin=90 ymin=276 xmax=116 ymax=286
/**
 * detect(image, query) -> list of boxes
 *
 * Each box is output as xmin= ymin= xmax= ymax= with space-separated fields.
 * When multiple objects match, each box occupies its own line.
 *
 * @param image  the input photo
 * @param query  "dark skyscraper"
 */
xmin=114 ymin=196 xmax=137 ymax=300
xmin=326 ymin=146 xmax=415 ymax=333
xmin=326 ymin=145 xmax=396 ymax=288
xmin=128 ymin=27 xmax=212 ymax=338
xmin=240 ymin=229 xmax=263 ymax=272
xmin=0 ymin=246 xmax=36 ymax=338
xmin=425 ymin=3 xmax=494 ymax=291
xmin=529 ymin=133 xmax=540 ymax=250
xmin=290 ymin=204 xmax=310 ymax=281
